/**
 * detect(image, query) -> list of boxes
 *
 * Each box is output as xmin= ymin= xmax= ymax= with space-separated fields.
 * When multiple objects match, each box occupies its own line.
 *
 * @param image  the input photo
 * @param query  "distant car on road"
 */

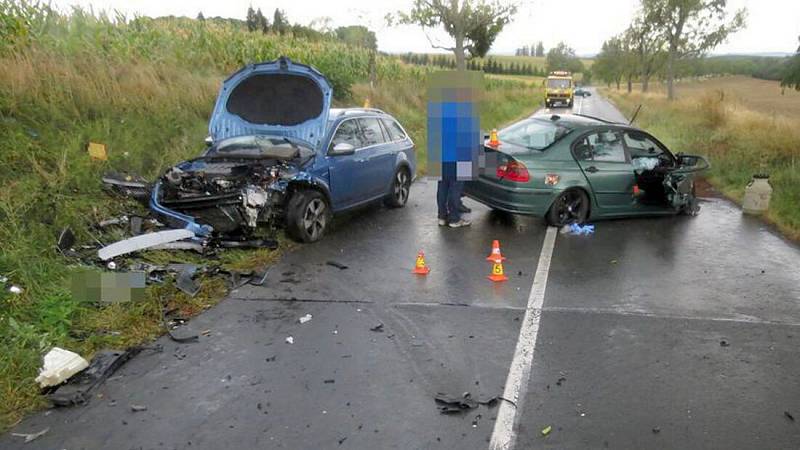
xmin=150 ymin=57 xmax=416 ymax=243
xmin=464 ymin=114 xmax=709 ymax=226
xmin=574 ymin=86 xmax=591 ymax=97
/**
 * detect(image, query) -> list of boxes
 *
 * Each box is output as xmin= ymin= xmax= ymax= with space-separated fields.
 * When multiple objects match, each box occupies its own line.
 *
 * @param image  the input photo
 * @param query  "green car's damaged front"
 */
xmin=464 ymin=114 xmax=709 ymax=226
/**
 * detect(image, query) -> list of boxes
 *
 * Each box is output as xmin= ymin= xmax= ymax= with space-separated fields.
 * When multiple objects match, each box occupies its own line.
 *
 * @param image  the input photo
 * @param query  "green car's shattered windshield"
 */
xmin=498 ymin=119 xmax=571 ymax=151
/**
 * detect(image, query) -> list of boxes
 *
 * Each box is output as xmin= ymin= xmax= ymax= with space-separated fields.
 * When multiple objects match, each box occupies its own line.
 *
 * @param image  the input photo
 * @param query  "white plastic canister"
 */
xmin=742 ymin=175 xmax=772 ymax=215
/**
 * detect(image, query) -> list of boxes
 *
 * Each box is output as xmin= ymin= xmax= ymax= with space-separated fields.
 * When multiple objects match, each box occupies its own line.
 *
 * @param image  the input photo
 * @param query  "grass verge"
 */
xmin=604 ymin=88 xmax=800 ymax=240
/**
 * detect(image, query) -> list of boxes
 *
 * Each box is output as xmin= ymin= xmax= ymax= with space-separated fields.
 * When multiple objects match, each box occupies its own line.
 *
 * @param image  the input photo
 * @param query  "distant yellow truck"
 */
xmin=544 ymin=71 xmax=574 ymax=108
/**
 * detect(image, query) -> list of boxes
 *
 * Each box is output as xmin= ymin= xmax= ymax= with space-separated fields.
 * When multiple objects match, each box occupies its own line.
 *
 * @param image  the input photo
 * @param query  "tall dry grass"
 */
xmin=606 ymin=88 xmax=800 ymax=239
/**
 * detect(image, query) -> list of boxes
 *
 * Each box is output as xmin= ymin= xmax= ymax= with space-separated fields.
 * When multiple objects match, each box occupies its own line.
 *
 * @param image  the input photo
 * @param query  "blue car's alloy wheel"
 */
xmin=385 ymin=168 xmax=411 ymax=208
xmin=287 ymin=189 xmax=331 ymax=243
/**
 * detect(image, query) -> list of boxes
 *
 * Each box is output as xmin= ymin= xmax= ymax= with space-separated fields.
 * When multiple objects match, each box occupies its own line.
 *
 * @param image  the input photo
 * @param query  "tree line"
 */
xmin=593 ymin=0 xmax=746 ymax=99
xmin=515 ymin=41 xmax=545 ymax=57
xmin=400 ymin=53 xmax=550 ymax=76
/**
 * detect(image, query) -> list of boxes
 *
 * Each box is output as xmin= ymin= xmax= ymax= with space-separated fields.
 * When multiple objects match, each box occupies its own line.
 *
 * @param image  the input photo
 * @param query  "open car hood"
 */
xmin=208 ymin=57 xmax=332 ymax=150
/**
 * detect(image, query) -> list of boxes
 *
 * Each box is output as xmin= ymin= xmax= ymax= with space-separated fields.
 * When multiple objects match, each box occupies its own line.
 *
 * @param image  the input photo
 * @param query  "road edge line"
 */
xmin=489 ymin=226 xmax=557 ymax=450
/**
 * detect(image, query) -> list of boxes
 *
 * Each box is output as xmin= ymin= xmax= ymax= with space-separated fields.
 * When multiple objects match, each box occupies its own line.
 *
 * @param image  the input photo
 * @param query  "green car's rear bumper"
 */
xmin=464 ymin=177 xmax=557 ymax=217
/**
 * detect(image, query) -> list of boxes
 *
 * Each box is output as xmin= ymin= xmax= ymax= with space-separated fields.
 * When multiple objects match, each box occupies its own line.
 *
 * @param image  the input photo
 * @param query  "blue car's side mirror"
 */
xmin=330 ymin=142 xmax=355 ymax=156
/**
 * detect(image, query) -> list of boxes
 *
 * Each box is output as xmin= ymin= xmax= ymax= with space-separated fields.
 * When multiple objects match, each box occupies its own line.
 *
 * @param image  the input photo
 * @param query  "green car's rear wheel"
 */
xmin=547 ymin=189 xmax=589 ymax=226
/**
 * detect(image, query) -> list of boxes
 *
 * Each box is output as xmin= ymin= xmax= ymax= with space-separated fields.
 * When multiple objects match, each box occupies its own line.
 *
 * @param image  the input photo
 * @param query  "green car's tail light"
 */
xmin=497 ymin=160 xmax=530 ymax=183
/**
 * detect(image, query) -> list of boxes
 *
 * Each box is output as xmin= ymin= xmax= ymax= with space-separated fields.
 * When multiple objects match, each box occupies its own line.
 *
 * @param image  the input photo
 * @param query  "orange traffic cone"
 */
xmin=488 ymin=260 xmax=508 ymax=282
xmin=486 ymin=240 xmax=506 ymax=263
xmin=412 ymin=250 xmax=430 ymax=275
xmin=488 ymin=128 xmax=500 ymax=148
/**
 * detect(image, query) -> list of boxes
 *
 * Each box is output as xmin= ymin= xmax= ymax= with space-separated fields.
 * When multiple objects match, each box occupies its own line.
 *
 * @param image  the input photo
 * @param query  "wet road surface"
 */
xmin=4 ymin=88 xmax=800 ymax=449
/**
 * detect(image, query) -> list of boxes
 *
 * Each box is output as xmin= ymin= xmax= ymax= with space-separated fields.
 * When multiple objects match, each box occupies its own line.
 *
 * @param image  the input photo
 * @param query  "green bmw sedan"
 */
xmin=464 ymin=114 xmax=709 ymax=227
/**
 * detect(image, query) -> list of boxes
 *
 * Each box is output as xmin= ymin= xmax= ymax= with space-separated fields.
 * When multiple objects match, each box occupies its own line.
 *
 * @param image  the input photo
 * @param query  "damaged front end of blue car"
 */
xmin=149 ymin=56 xmax=333 ymax=238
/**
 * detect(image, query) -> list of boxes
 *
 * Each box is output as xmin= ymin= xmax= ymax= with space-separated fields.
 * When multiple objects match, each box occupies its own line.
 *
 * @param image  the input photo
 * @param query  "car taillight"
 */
xmin=496 ymin=159 xmax=530 ymax=182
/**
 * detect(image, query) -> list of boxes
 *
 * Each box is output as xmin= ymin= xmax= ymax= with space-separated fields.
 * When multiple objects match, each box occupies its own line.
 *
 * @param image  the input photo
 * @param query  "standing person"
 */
xmin=428 ymin=71 xmax=482 ymax=228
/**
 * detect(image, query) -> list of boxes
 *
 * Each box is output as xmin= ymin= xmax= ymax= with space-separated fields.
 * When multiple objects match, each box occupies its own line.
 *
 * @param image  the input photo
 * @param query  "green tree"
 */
xmin=255 ymin=8 xmax=269 ymax=34
xmin=535 ymin=41 xmax=544 ymax=57
xmin=389 ymin=0 xmax=518 ymax=71
xmin=273 ymin=8 xmax=289 ymax=35
xmin=196 ymin=12 xmax=205 ymax=21
xmin=626 ymin=13 xmax=666 ymax=92
xmin=545 ymin=41 xmax=584 ymax=73
xmin=593 ymin=36 xmax=625 ymax=89
xmin=246 ymin=6 xmax=257 ymax=32
xmin=781 ymin=36 xmax=800 ymax=91
xmin=642 ymin=0 xmax=746 ymax=99
xmin=335 ymin=25 xmax=377 ymax=51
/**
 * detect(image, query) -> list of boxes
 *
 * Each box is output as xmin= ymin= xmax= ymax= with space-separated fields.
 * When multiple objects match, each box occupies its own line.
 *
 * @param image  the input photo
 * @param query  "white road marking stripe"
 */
xmin=489 ymin=226 xmax=558 ymax=450
xmin=577 ymin=95 xmax=584 ymax=114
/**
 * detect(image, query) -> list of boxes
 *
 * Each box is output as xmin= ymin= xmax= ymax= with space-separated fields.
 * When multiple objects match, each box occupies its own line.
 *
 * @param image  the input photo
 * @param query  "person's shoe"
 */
xmin=438 ymin=218 xmax=447 ymax=226
xmin=458 ymin=204 xmax=472 ymax=213
xmin=448 ymin=219 xmax=472 ymax=228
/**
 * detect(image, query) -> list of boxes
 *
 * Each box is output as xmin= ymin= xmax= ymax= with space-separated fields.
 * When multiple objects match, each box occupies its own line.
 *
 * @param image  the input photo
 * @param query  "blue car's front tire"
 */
xmin=287 ymin=189 xmax=331 ymax=243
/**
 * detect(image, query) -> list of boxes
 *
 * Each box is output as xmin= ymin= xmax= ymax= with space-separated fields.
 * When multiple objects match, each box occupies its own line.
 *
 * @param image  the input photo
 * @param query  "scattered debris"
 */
xmin=48 ymin=348 xmax=140 ymax=406
xmin=338 ymin=436 xmax=347 ymax=445
xmin=56 ymin=227 xmax=76 ymax=253
xmin=101 ymin=171 xmax=150 ymax=201
xmin=285 ymin=336 xmax=294 ymax=344
xmin=435 ymin=392 xmax=478 ymax=414
xmin=175 ymin=265 xmax=201 ymax=297
xmin=563 ymin=223 xmax=595 ymax=235
xmin=11 ymin=427 xmax=49 ymax=443
xmin=370 ymin=323 xmax=384 ymax=333
xmin=35 ymin=347 xmax=90 ymax=388
xmin=556 ymin=376 xmax=566 ymax=386
xmin=299 ymin=314 xmax=313 ymax=324
xmin=472 ymin=414 xmax=482 ymax=428
xmin=249 ymin=267 xmax=271 ymax=286
xmin=129 ymin=216 xmax=144 ymax=236
xmin=87 ymin=142 xmax=108 ymax=161
xmin=324 ymin=379 xmax=335 ymax=384
xmin=720 ymin=339 xmax=730 ymax=347
xmin=785 ymin=411 xmax=795 ymax=422
xmin=97 ymin=229 xmax=195 ymax=260
xmin=130 ymin=404 xmax=148 ymax=412
xmin=326 ymin=260 xmax=348 ymax=270
xmin=652 ymin=426 xmax=661 ymax=434
xmin=265 ymin=356 xmax=276 ymax=362
xmin=434 ymin=392 xmax=501 ymax=414
xmin=8 ymin=285 xmax=23 ymax=295
xmin=541 ymin=425 xmax=552 ymax=436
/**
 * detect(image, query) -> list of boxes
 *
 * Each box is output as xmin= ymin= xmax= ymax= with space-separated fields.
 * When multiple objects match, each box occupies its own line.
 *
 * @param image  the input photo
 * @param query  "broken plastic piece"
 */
xmin=48 ymin=348 xmax=140 ymax=406
xmin=56 ymin=227 xmax=76 ymax=252
xmin=8 ymin=285 xmax=23 ymax=294
xmin=98 ymin=229 xmax=195 ymax=260
xmin=11 ymin=427 xmax=49 ymax=443
xmin=130 ymin=404 xmax=148 ymax=412
xmin=176 ymin=266 xmax=201 ymax=297
xmin=285 ymin=336 xmax=294 ymax=344
xmin=87 ymin=142 xmax=107 ymax=161
xmin=299 ymin=314 xmax=313 ymax=324
xmin=370 ymin=323 xmax=384 ymax=332
xmin=35 ymin=347 xmax=90 ymax=387
xmin=541 ymin=425 xmax=552 ymax=436
xmin=326 ymin=260 xmax=348 ymax=270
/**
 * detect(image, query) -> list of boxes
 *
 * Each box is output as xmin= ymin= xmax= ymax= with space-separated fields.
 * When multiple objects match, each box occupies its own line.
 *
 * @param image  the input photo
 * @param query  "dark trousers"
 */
xmin=437 ymin=179 xmax=463 ymax=223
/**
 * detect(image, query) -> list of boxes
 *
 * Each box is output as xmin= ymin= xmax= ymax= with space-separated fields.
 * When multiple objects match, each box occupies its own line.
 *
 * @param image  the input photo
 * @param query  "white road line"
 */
xmin=577 ymin=95 xmax=584 ymax=114
xmin=489 ymin=226 xmax=558 ymax=450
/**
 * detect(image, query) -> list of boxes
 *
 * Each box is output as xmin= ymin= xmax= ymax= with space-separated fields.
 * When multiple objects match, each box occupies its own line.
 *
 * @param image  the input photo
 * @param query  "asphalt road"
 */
xmin=4 ymin=89 xmax=800 ymax=450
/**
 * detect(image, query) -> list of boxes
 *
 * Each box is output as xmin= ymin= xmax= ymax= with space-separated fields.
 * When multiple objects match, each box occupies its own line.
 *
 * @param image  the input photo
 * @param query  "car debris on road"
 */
xmin=35 ymin=347 xmax=90 ymax=388
xmin=11 ymin=427 xmax=50 ymax=443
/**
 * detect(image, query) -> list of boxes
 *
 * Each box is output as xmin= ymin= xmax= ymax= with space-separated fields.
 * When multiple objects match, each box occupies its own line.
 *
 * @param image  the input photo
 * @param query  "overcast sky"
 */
xmin=48 ymin=0 xmax=800 ymax=55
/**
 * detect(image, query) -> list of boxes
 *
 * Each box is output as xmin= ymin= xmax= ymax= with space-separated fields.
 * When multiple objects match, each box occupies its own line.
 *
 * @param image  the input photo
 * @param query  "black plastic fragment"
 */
xmin=47 ymin=348 xmax=141 ymax=407
xmin=326 ymin=260 xmax=348 ymax=270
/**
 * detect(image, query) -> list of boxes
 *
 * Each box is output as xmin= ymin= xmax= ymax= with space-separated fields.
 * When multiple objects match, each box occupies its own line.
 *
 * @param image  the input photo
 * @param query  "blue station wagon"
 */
xmin=150 ymin=57 xmax=416 ymax=242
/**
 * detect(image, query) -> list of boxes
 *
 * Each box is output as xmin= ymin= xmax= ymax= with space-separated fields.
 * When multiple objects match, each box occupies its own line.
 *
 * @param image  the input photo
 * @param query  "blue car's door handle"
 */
xmin=586 ymin=166 xmax=599 ymax=173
